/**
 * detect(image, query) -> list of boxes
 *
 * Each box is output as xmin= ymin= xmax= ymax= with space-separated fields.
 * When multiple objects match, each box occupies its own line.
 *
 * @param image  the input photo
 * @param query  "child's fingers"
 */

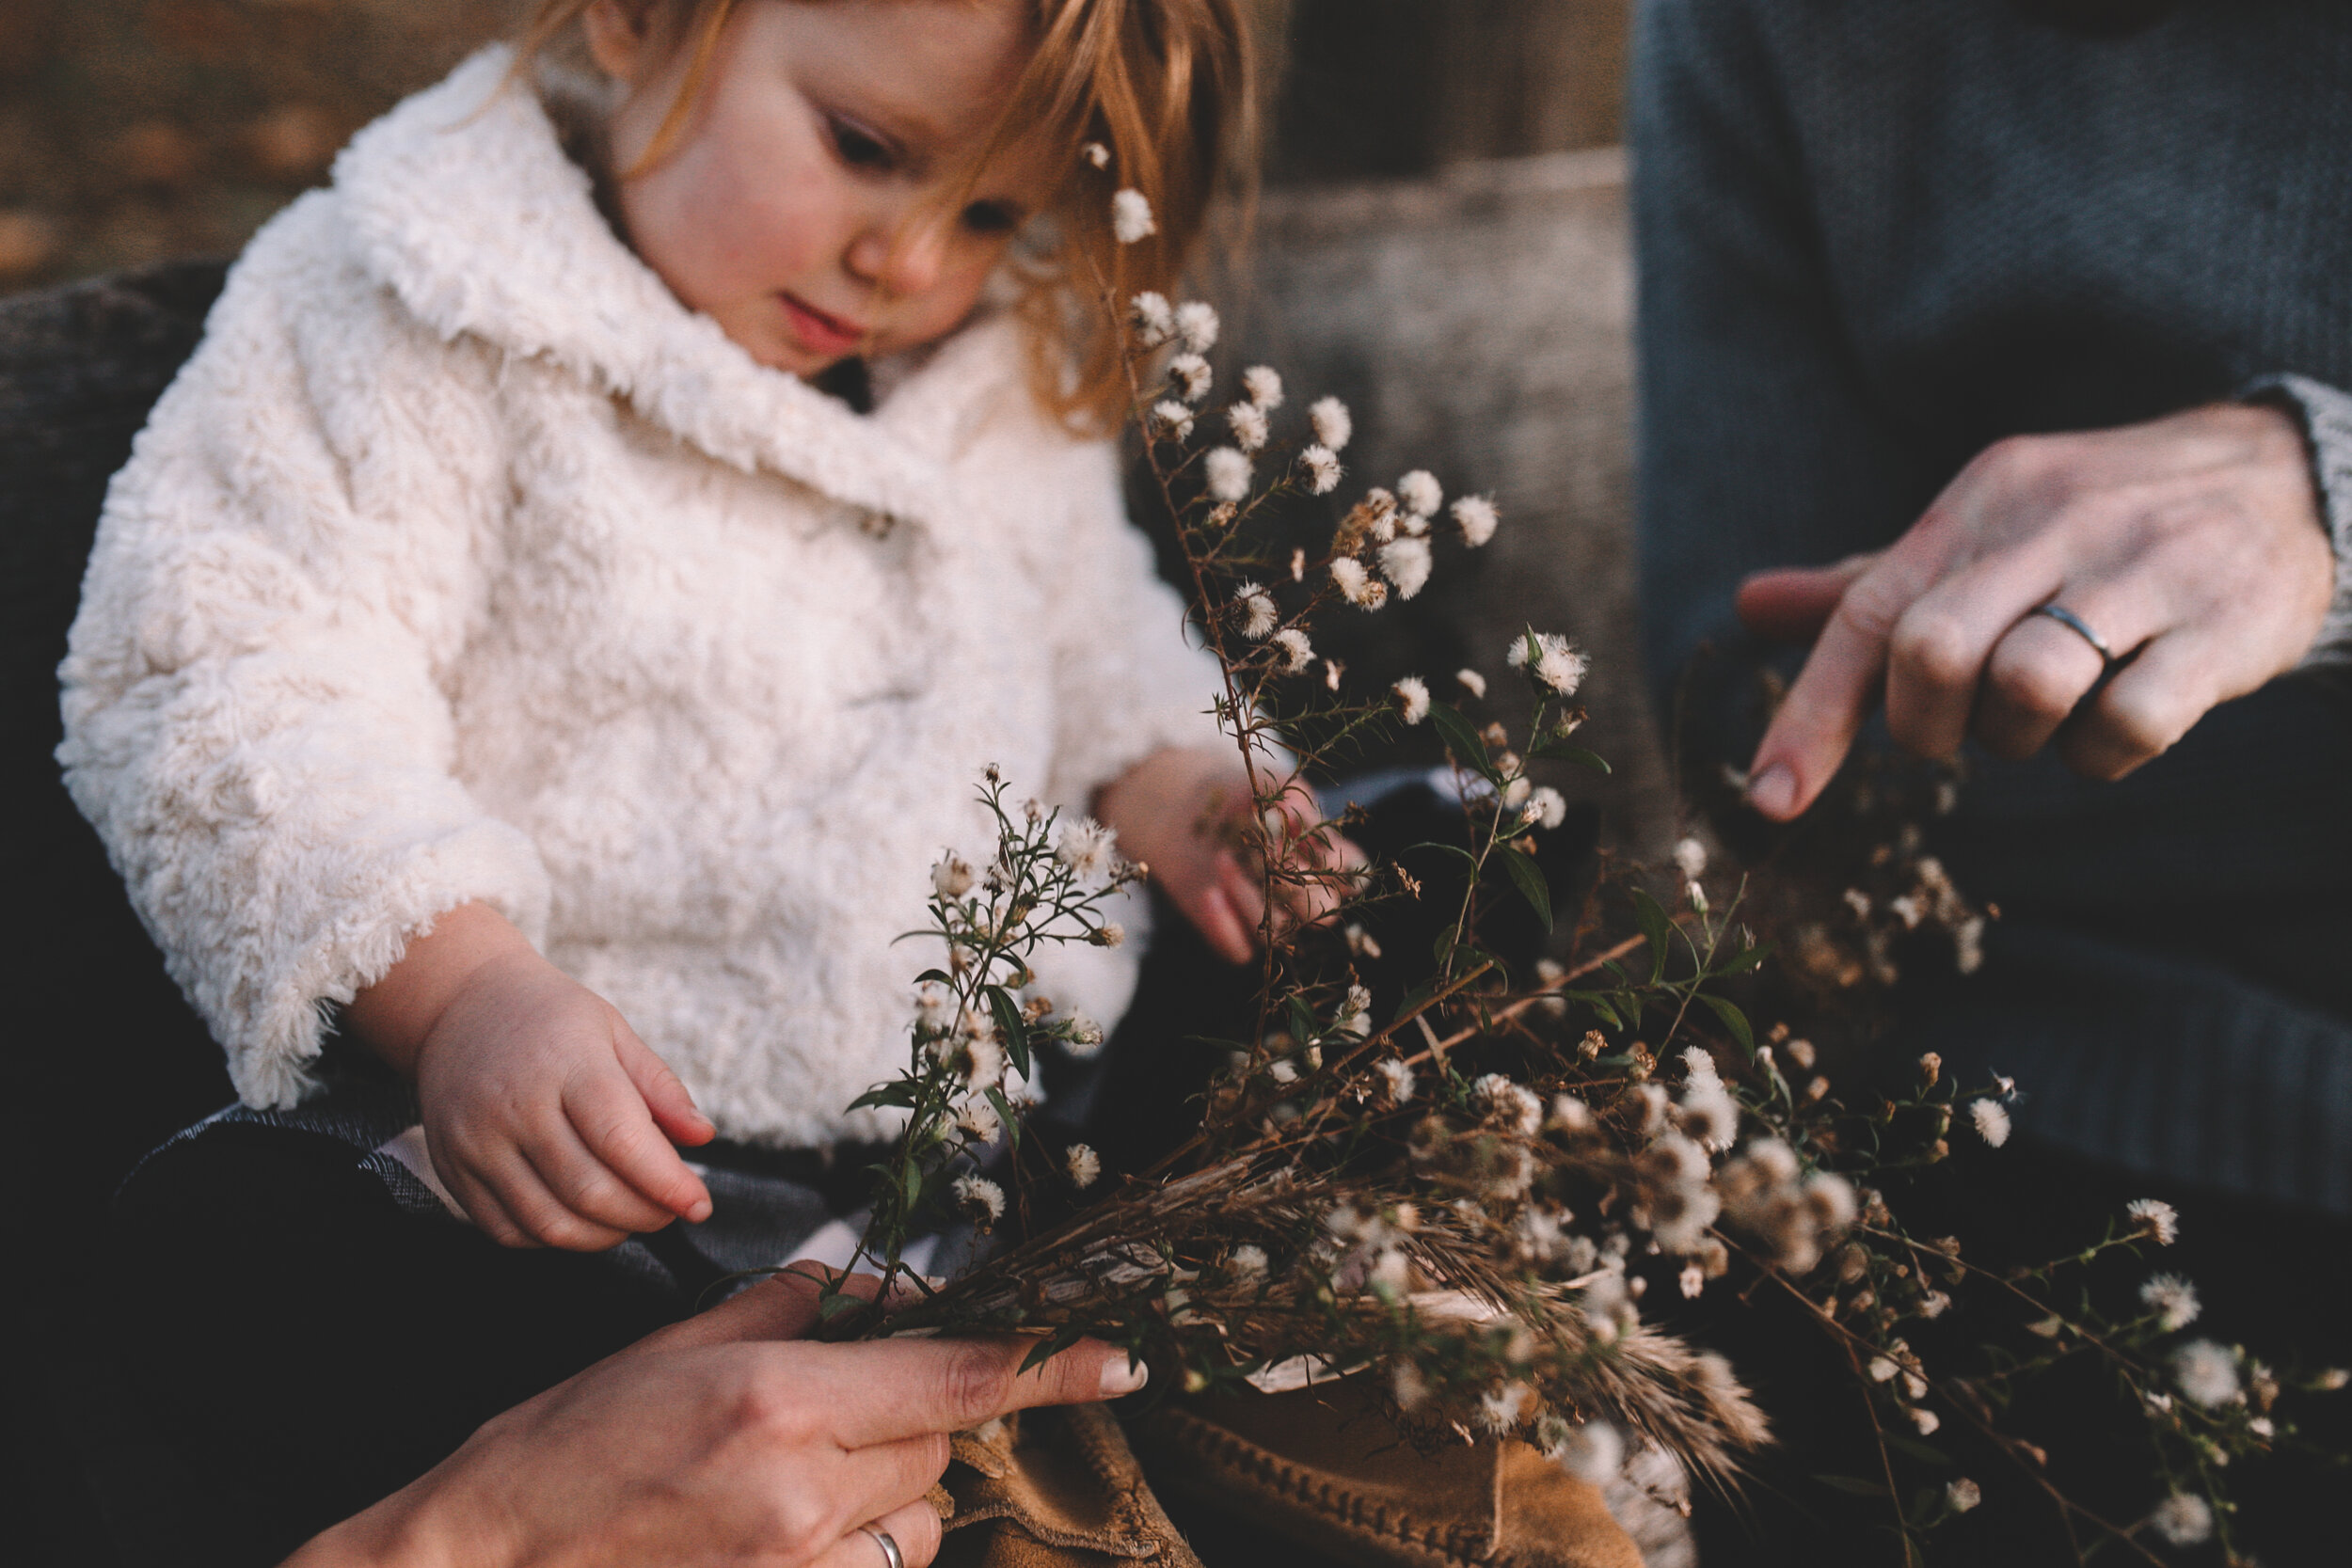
xmin=614 ymin=1025 xmax=715 ymax=1148
xmin=523 ymin=1114 xmax=689 ymax=1236
xmin=564 ymin=1064 xmax=714 ymax=1223
xmin=1189 ymin=867 xmax=1258 ymax=966
xmin=441 ymin=1162 xmax=536 ymax=1248
xmin=494 ymin=1145 xmax=635 ymax=1251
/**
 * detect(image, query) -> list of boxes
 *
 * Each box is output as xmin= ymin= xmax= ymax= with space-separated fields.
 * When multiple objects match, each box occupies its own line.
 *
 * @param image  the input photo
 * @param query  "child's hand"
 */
xmin=416 ymin=951 xmax=717 ymax=1249
xmin=348 ymin=905 xmax=714 ymax=1250
xmin=1098 ymin=747 xmax=1363 ymax=965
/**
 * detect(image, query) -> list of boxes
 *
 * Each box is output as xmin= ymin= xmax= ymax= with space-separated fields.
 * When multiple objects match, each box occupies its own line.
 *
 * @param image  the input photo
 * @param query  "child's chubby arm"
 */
xmin=1095 ymin=747 xmax=1364 ymax=966
xmin=347 ymin=905 xmax=715 ymax=1250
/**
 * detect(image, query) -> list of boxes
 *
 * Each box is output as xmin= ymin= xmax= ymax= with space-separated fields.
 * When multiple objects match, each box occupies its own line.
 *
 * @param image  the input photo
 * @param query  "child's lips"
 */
xmin=779 ymin=293 xmax=867 ymax=356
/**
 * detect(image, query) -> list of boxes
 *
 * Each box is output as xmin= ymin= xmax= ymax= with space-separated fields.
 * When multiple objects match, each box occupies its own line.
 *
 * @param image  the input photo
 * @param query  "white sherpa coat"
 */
xmin=57 ymin=50 xmax=1222 ymax=1146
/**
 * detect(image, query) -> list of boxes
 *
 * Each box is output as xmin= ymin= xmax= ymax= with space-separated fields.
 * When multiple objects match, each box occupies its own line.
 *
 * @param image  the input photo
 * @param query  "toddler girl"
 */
xmin=60 ymin=7 xmax=1326 ymax=1533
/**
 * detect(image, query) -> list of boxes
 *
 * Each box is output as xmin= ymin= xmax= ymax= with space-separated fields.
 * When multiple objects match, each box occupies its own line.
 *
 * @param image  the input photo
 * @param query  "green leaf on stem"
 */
xmin=1632 ymin=887 xmax=1674 ymax=984
xmin=985 ymin=1086 xmax=1021 ymax=1149
xmin=1497 ymin=844 xmax=1553 ymax=931
xmin=848 ymin=1081 xmax=923 ymax=1112
xmin=1428 ymin=704 xmax=1501 ymax=784
xmin=987 ymin=987 xmax=1032 ymax=1079
xmin=1697 ymin=992 xmax=1755 ymax=1056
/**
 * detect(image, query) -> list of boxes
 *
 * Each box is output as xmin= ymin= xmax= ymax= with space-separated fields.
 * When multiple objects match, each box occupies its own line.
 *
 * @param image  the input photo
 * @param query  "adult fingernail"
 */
xmin=1102 ymin=1355 xmax=1149 ymax=1397
xmin=1747 ymin=764 xmax=1796 ymax=818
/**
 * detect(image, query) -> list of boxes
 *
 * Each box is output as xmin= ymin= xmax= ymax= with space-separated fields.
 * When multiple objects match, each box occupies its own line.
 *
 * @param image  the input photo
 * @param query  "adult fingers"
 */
xmin=628 ymin=1267 xmax=885 ymax=1354
xmin=1881 ymin=539 xmax=2069 ymax=760
xmin=1745 ymin=555 xmax=1933 ymax=819
xmin=2056 ymin=630 xmax=2218 ymax=782
xmin=1735 ymin=554 xmax=1882 ymax=645
xmin=564 ymin=1058 xmax=713 ymax=1223
xmin=824 ymin=1435 xmax=953 ymax=1556
xmin=816 ymin=1500 xmax=945 ymax=1568
xmin=615 ymin=1022 xmax=716 ymax=1149
xmin=1968 ymin=570 xmax=2177 ymax=761
xmin=814 ymin=1335 xmax=1147 ymax=1450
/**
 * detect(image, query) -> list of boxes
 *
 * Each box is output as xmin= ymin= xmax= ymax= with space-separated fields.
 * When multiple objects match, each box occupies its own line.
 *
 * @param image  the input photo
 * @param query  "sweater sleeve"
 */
xmin=2241 ymin=372 xmax=2352 ymax=665
xmin=1629 ymin=0 xmax=1947 ymax=768
xmin=56 ymin=212 xmax=550 ymax=1109
xmin=1040 ymin=439 xmax=1231 ymax=809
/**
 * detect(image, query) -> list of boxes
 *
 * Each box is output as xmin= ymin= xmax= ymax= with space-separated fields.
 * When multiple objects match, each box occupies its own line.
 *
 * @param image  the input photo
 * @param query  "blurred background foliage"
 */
xmin=0 ymin=0 xmax=1629 ymax=290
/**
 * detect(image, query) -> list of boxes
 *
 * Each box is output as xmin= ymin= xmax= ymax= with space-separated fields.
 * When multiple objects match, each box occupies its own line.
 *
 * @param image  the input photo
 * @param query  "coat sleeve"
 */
xmin=1037 ymin=438 xmax=1233 ymax=810
xmin=56 ymin=206 xmax=550 ymax=1109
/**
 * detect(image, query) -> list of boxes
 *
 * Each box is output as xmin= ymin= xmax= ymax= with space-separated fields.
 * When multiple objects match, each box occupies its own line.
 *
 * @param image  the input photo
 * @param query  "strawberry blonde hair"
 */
xmin=513 ymin=0 xmax=1258 ymax=430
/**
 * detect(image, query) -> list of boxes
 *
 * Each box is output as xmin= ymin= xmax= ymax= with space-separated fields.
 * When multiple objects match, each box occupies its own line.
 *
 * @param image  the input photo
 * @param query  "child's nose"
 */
xmin=848 ymin=214 xmax=949 ymax=299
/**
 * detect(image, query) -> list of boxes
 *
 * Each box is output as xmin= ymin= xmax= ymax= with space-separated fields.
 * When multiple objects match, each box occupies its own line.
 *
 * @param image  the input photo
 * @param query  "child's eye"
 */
xmin=961 ymin=200 xmax=1022 ymax=236
xmin=827 ymin=115 xmax=897 ymax=173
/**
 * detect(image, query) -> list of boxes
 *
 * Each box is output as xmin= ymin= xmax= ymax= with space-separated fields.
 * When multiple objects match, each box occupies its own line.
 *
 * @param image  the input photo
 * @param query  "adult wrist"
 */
xmin=2240 ymin=372 xmax=2352 ymax=662
xmin=280 ymin=1468 xmax=478 ymax=1568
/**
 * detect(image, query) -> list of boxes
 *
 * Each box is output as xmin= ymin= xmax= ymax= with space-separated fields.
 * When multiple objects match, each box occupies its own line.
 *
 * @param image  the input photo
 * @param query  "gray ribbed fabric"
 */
xmin=1630 ymin=0 xmax=2352 ymax=1212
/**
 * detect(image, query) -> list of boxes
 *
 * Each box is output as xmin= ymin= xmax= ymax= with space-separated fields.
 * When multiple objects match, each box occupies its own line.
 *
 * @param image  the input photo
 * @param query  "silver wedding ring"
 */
xmin=2029 ymin=603 xmax=2120 ymax=673
xmin=861 ymin=1525 xmax=906 ymax=1568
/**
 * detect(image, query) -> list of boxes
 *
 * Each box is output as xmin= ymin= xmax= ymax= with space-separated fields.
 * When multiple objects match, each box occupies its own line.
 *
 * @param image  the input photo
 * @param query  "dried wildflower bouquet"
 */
xmin=794 ymin=165 xmax=2347 ymax=1564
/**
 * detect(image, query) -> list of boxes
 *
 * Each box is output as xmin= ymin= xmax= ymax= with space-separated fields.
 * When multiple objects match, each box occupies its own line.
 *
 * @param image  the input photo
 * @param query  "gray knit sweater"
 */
xmin=1631 ymin=0 xmax=2352 ymax=1211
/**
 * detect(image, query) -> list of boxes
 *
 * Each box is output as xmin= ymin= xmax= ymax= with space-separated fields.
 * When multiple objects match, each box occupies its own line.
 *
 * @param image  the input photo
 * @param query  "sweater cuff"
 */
xmin=2242 ymin=372 xmax=2352 ymax=664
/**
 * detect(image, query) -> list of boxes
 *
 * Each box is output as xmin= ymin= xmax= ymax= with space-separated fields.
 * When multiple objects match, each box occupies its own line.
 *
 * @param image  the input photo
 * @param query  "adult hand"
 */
xmin=1738 ymin=404 xmax=2333 ymax=820
xmin=287 ymin=1268 xmax=1149 ymax=1568
xmin=1097 ymin=745 xmax=1363 ymax=965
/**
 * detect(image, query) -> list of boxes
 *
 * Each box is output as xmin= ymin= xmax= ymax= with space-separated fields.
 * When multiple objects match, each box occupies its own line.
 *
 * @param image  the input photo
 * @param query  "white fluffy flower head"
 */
xmin=1455 ymin=668 xmax=1486 ymax=699
xmin=2140 ymin=1273 xmax=2201 ymax=1331
xmin=1130 ymin=291 xmax=1173 ymax=338
xmin=931 ymin=853 xmax=976 ymax=899
xmin=1673 ymin=836 xmax=1708 ymax=881
xmin=1378 ymin=536 xmax=1433 ymax=600
xmin=1082 ymin=140 xmax=1111 ymax=168
xmin=1970 ymin=1098 xmax=2011 ymax=1148
xmin=1521 ymin=785 xmax=1566 ymax=831
xmin=1149 ymin=400 xmax=1193 ymax=439
xmin=1231 ymin=580 xmax=1277 ymax=640
xmin=2172 ymin=1338 xmax=2241 ymax=1407
xmin=1309 ymin=395 xmax=1353 ymax=451
xmin=1241 ymin=365 xmax=1284 ymax=408
xmin=1206 ymin=447 xmax=1253 ymax=503
xmin=1168 ymin=353 xmax=1212 ymax=404
xmin=1452 ymin=495 xmax=1499 ymax=546
xmin=1110 ymin=188 xmax=1155 ymax=245
xmin=1299 ymin=444 xmax=1343 ymax=495
xmin=2128 ymin=1197 xmax=2180 ymax=1245
xmin=1064 ymin=1144 xmax=1101 ymax=1189
xmin=2149 ymin=1495 xmax=2214 ymax=1546
xmin=1272 ymin=627 xmax=1315 ymax=673
xmin=1375 ymin=1056 xmax=1417 ymax=1105
xmin=1391 ymin=675 xmax=1430 ymax=725
xmin=1175 ymin=300 xmax=1219 ymax=354
xmin=1506 ymin=631 xmax=1587 ymax=697
xmin=1226 ymin=400 xmax=1269 ymax=453
xmin=1055 ymin=816 xmax=1120 ymax=887
xmin=953 ymin=1173 xmax=1006 ymax=1227
xmin=1329 ymin=556 xmax=1388 ymax=610
xmin=1396 ymin=469 xmax=1442 ymax=519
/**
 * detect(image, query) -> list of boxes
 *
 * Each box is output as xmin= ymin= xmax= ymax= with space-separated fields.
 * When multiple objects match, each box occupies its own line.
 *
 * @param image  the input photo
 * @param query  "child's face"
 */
xmin=589 ymin=0 xmax=1057 ymax=376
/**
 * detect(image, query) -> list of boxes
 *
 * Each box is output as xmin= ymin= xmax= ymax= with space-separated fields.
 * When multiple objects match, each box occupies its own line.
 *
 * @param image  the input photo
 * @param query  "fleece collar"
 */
xmin=332 ymin=47 xmax=1015 ymax=531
